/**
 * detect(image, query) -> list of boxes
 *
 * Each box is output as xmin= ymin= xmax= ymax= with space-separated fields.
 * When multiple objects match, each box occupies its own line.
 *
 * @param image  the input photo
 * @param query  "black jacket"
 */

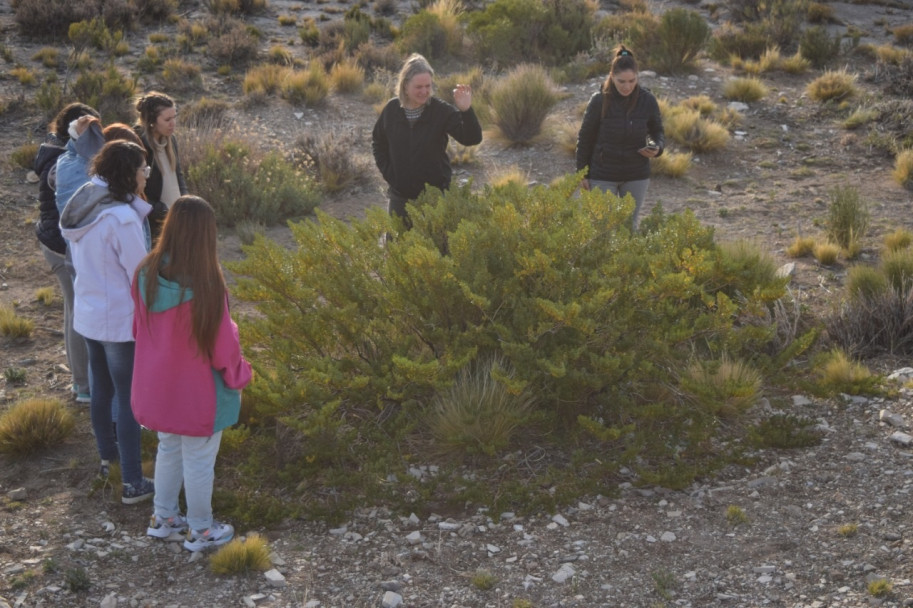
xmin=34 ymin=134 xmax=68 ymax=254
xmin=576 ymin=86 xmax=664 ymax=183
xmin=372 ymin=96 xmax=482 ymax=200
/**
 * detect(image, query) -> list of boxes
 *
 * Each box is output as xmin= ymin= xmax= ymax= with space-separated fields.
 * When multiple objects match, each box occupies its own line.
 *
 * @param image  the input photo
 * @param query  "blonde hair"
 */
xmin=396 ymin=53 xmax=434 ymax=106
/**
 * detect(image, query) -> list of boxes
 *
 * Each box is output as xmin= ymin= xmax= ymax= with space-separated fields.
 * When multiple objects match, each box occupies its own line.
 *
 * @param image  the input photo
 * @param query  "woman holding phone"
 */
xmin=576 ymin=45 xmax=664 ymax=230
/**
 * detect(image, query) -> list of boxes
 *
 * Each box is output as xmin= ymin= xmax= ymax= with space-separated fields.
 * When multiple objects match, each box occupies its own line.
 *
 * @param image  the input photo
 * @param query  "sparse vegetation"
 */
xmin=722 ymin=77 xmax=768 ymax=102
xmin=0 ymin=398 xmax=75 ymax=456
xmin=726 ymin=505 xmax=749 ymax=526
xmin=0 ymin=304 xmax=34 ymax=339
xmin=209 ymin=533 xmax=271 ymax=574
xmin=806 ymin=69 xmax=858 ymax=103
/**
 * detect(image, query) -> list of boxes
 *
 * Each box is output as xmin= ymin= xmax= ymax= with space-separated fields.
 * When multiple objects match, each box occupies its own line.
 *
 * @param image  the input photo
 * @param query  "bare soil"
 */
xmin=3 ymin=1 xmax=913 ymax=607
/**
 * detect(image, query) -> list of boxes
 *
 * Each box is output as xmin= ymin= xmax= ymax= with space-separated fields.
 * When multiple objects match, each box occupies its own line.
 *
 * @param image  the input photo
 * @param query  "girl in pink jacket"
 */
xmin=131 ymin=195 xmax=252 ymax=552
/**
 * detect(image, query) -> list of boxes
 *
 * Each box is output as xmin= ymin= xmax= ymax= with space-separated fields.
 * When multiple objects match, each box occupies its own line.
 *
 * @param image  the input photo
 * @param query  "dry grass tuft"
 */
xmin=210 ymin=533 xmax=271 ymax=574
xmin=0 ymin=398 xmax=75 ymax=456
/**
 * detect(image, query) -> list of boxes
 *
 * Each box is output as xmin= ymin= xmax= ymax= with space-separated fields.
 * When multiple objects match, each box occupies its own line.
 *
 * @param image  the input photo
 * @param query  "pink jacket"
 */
xmin=131 ymin=270 xmax=252 ymax=437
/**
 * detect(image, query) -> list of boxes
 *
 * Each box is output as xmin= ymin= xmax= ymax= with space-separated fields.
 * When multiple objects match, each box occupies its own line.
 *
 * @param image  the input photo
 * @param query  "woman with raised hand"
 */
xmin=576 ymin=45 xmax=665 ymax=230
xmin=134 ymin=91 xmax=187 ymax=241
xmin=372 ymin=53 xmax=482 ymax=229
xmin=59 ymin=140 xmax=155 ymax=505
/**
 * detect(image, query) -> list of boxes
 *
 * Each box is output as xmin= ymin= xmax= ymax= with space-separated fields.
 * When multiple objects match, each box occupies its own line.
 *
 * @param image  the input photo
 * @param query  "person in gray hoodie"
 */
xmin=59 ymin=140 xmax=155 ymax=505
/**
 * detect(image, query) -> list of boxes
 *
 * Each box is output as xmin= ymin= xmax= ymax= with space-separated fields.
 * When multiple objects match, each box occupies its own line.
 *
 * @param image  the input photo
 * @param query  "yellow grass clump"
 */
xmin=786 ymin=235 xmax=815 ymax=258
xmin=210 ymin=533 xmax=272 ymax=575
xmin=806 ymin=69 xmax=858 ymax=103
xmin=892 ymin=149 xmax=913 ymax=190
xmin=0 ymin=398 xmax=75 ymax=456
xmin=722 ymin=77 xmax=768 ymax=102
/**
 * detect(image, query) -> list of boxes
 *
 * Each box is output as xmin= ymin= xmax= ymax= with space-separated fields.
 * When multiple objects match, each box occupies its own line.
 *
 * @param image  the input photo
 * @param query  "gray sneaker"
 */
xmin=147 ymin=514 xmax=188 ymax=539
xmin=183 ymin=521 xmax=234 ymax=552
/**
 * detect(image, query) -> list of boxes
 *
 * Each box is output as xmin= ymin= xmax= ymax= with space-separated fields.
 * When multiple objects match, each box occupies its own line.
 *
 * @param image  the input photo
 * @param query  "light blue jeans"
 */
xmin=40 ymin=244 xmax=89 ymax=390
xmin=590 ymin=178 xmax=650 ymax=230
xmin=154 ymin=431 xmax=223 ymax=532
xmin=85 ymin=339 xmax=142 ymax=485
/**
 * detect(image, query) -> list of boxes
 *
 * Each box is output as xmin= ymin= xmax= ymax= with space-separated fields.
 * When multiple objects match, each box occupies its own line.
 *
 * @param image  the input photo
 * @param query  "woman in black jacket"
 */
xmin=576 ymin=45 xmax=664 ymax=230
xmin=372 ymin=53 xmax=482 ymax=229
xmin=134 ymin=91 xmax=187 ymax=241
xmin=34 ymin=101 xmax=99 ymax=402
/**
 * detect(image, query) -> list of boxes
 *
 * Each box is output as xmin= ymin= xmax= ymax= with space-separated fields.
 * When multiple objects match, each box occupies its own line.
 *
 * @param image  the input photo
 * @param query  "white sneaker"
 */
xmin=183 ymin=521 xmax=234 ymax=552
xmin=147 ymin=514 xmax=188 ymax=539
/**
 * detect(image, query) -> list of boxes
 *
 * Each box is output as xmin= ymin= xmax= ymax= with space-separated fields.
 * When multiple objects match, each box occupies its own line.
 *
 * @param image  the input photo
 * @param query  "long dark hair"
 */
xmin=602 ymin=45 xmax=640 ymax=117
xmin=90 ymin=140 xmax=146 ymax=201
xmin=136 ymin=195 xmax=226 ymax=359
xmin=52 ymin=102 xmax=99 ymax=143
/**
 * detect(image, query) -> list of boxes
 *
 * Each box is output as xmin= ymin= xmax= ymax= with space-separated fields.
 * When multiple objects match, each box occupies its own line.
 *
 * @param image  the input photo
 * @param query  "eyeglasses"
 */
xmin=141 ymin=165 xmax=152 ymax=178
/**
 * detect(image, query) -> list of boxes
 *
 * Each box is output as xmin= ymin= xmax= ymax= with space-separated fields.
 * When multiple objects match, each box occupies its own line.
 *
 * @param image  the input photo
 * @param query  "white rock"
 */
xmin=405 ymin=530 xmax=423 ymax=545
xmin=381 ymin=591 xmax=403 ymax=608
xmin=264 ymin=568 xmax=287 ymax=588
xmin=660 ymin=531 xmax=676 ymax=542
xmin=890 ymin=432 xmax=913 ymax=446
xmin=100 ymin=592 xmax=118 ymax=608
xmin=552 ymin=563 xmax=576 ymax=583
xmin=551 ymin=514 xmax=570 ymax=527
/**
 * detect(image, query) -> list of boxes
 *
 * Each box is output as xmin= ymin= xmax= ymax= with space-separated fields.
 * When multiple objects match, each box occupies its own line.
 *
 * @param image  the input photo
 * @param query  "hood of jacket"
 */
xmin=34 ymin=134 xmax=66 ymax=177
xmin=59 ymin=177 xmax=151 ymax=243
xmin=136 ymin=267 xmax=193 ymax=314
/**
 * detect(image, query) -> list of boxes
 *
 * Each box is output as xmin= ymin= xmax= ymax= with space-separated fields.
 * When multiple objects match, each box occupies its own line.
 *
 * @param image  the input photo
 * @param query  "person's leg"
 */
xmin=153 ymin=432 xmax=184 ymax=519
xmin=387 ymin=190 xmax=412 ymax=231
xmin=182 ymin=432 xmax=223 ymax=532
xmin=84 ymin=338 xmax=118 ymax=463
xmin=618 ymin=179 xmax=650 ymax=230
xmin=63 ymin=251 xmax=90 ymax=393
xmin=102 ymin=340 xmax=143 ymax=486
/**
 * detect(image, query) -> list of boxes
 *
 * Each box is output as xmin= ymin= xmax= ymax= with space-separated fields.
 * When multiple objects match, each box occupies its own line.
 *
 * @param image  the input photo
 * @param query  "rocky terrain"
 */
xmin=3 ymin=0 xmax=913 ymax=606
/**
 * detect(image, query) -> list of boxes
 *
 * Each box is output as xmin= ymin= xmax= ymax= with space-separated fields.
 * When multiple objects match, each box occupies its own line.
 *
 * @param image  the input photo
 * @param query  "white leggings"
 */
xmin=153 ymin=431 xmax=223 ymax=532
xmin=589 ymin=178 xmax=650 ymax=229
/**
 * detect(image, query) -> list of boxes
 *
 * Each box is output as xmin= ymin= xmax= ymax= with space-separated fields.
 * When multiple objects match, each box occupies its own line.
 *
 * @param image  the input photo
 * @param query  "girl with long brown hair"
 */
xmin=131 ymin=195 xmax=251 ymax=552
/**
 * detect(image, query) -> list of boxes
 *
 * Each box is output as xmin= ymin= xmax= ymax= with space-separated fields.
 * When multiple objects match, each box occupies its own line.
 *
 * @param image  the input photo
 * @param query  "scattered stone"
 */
xmin=552 ymin=563 xmax=576 ymax=583
xmin=880 ymin=409 xmax=907 ymax=428
xmin=551 ymin=514 xmax=570 ymax=527
xmin=7 ymin=488 xmax=26 ymax=501
xmin=381 ymin=591 xmax=403 ymax=608
xmin=405 ymin=531 xmax=423 ymax=545
xmin=890 ymin=432 xmax=913 ymax=447
xmin=264 ymin=569 xmax=287 ymax=588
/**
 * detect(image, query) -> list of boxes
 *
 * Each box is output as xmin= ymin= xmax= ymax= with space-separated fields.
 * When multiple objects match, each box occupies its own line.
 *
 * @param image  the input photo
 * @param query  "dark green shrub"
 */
xmin=396 ymin=11 xmax=450 ymax=59
xmin=467 ymin=0 xmax=596 ymax=66
xmin=723 ymin=0 xmax=809 ymax=51
xmin=186 ymin=140 xmax=321 ymax=227
xmin=826 ymin=185 xmax=868 ymax=251
xmin=749 ymin=414 xmax=822 ymax=449
xmin=707 ymin=22 xmax=769 ymax=62
xmin=13 ymin=0 xmax=97 ymax=39
xmin=342 ymin=7 xmax=372 ymax=52
xmin=649 ymin=8 xmax=710 ymax=74
xmin=70 ymin=65 xmax=137 ymax=125
xmin=229 ymin=174 xmax=806 ymax=505
xmin=800 ymin=26 xmax=841 ymax=69
xmin=135 ymin=0 xmax=177 ymax=23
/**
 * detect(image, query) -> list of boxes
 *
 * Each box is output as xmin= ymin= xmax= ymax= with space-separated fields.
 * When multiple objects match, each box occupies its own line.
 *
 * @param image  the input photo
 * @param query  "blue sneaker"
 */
xmin=122 ymin=478 xmax=154 ymax=505
xmin=72 ymin=384 xmax=90 ymax=404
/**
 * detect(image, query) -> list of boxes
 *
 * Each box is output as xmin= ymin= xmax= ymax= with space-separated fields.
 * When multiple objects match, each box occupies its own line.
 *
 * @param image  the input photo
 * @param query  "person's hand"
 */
xmin=638 ymin=146 xmax=659 ymax=158
xmin=75 ymin=115 xmax=99 ymax=136
xmin=580 ymin=178 xmax=591 ymax=191
xmin=453 ymin=84 xmax=472 ymax=111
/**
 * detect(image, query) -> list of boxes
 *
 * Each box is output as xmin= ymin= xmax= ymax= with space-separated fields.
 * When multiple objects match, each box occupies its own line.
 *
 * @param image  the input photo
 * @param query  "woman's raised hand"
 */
xmin=453 ymin=84 xmax=472 ymax=111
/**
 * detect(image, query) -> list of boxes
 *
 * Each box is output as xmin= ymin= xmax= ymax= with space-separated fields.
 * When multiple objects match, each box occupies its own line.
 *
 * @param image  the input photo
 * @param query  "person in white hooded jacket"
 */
xmin=59 ymin=139 xmax=155 ymax=505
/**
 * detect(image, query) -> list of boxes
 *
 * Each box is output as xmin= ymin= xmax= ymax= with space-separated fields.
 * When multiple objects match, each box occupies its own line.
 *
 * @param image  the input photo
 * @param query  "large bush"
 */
xmin=229 ymin=175 xmax=808 ymax=505
xmin=489 ymin=64 xmax=560 ymax=145
xmin=467 ymin=0 xmax=596 ymax=66
xmin=649 ymin=8 xmax=710 ymax=74
xmin=186 ymin=140 xmax=321 ymax=226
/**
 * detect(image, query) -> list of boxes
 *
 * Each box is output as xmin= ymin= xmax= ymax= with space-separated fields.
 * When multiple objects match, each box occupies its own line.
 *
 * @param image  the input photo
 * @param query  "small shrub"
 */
xmin=842 ymin=107 xmax=878 ymax=130
xmin=806 ymin=69 xmax=858 ymax=103
xmin=243 ymin=64 xmax=286 ymax=96
xmin=650 ymin=8 xmax=710 ymax=74
xmin=489 ymin=63 xmax=560 ymax=145
xmin=236 ymin=219 xmax=265 ymax=246
xmin=892 ymin=149 xmax=913 ymax=190
xmin=282 ymin=62 xmax=329 ymax=106
xmin=663 ymin=108 xmax=730 ymax=153
xmin=471 ymin=569 xmax=498 ymax=590
xmin=0 ymin=398 xmax=75 ymax=456
xmin=70 ymin=65 xmax=137 ymax=125
xmin=64 ymin=567 xmax=90 ymax=593
xmin=207 ymin=20 xmax=259 ymax=67
xmin=209 ymin=533 xmax=271 ymax=574
xmin=35 ymin=287 xmax=55 ymax=306
xmin=837 ymin=522 xmax=858 ymax=537
xmin=813 ymin=241 xmax=839 ymax=266
xmin=362 ymin=79 xmax=390 ymax=104
xmin=180 ymin=97 xmax=231 ymax=130
xmin=278 ymin=14 xmax=296 ymax=26
xmin=679 ymin=354 xmax=762 ymax=418
xmin=800 ymin=25 xmax=841 ymax=69
xmin=295 ymin=131 xmax=370 ymax=193
xmin=0 ymin=304 xmax=34 ymax=340
xmin=448 ymin=142 xmax=477 ymax=166
xmin=882 ymin=247 xmax=913 ymax=293
xmin=205 ymin=0 xmax=267 ymax=15
xmin=298 ymin=17 xmax=320 ymax=47
xmin=428 ymin=356 xmax=535 ymax=457
xmin=10 ymin=142 xmax=38 ymax=169
xmin=884 ymin=228 xmax=913 ymax=253
xmin=680 ymin=95 xmax=716 ymax=116
xmin=342 ymin=8 xmax=372 ymax=53
xmin=651 ymin=150 xmax=692 ymax=177
xmin=32 ymin=47 xmax=59 ymax=68
xmin=778 ymin=52 xmax=810 ymax=74
xmin=826 ymin=185 xmax=868 ymax=251
xmin=488 ymin=166 xmax=527 ymax=189
xmin=722 ymin=77 xmax=768 ymax=102
xmin=186 ymin=139 xmax=321 ymax=226
xmin=868 ymin=579 xmax=893 ymax=598
xmin=893 ymin=24 xmax=913 ymax=45
xmin=748 ymin=414 xmax=822 ymax=449
xmin=14 ymin=0 xmax=97 ymax=39
xmin=4 ymin=367 xmax=26 ymax=384
xmin=160 ymin=58 xmax=202 ymax=92
xmin=708 ymin=22 xmax=768 ymax=62
xmin=136 ymin=0 xmax=177 ymax=24
xmin=846 ymin=265 xmax=888 ymax=301
xmin=786 ymin=235 xmax=815 ymax=258
xmin=807 ymin=2 xmax=834 ymax=24
xmin=467 ymin=0 xmax=595 ymax=66
xmin=267 ymin=44 xmax=294 ymax=65
xmin=329 ymin=59 xmax=364 ymax=94
xmin=725 ymin=505 xmax=749 ymax=526
xmin=816 ymin=348 xmax=878 ymax=396
xmin=9 ymin=66 xmax=36 ymax=86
